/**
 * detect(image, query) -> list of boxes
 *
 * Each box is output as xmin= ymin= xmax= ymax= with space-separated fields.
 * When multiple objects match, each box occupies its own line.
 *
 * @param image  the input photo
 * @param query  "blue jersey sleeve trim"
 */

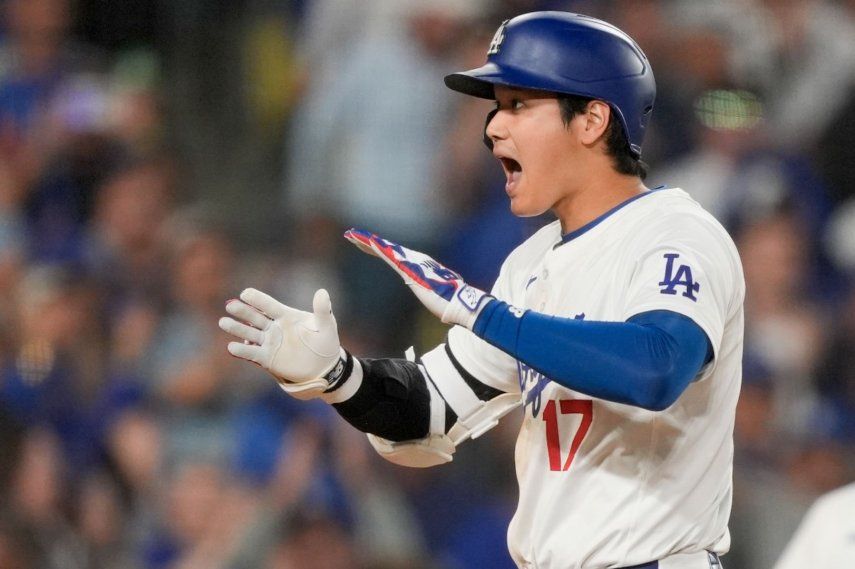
xmin=559 ymin=185 xmax=668 ymax=244
xmin=473 ymin=302 xmax=710 ymax=411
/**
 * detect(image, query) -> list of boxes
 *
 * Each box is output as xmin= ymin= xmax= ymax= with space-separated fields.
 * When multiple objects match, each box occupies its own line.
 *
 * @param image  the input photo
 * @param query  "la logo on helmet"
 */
xmin=488 ymin=20 xmax=509 ymax=55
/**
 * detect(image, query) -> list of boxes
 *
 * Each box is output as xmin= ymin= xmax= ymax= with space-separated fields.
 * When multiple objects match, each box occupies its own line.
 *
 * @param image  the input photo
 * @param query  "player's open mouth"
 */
xmin=500 ymin=157 xmax=523 ymax=193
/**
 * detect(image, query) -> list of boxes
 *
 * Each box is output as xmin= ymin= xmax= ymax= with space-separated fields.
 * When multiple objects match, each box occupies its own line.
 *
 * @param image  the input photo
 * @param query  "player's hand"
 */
xmin=219 ymin=288 xmax=346 ymax=400
xmin=344 ymin=228 xmax=492 ymax=329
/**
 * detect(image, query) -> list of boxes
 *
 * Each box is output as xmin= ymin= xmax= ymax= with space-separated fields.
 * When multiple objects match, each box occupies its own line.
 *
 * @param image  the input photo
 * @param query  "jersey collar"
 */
xmin=557 ymin=185 xmax=668 ymax=246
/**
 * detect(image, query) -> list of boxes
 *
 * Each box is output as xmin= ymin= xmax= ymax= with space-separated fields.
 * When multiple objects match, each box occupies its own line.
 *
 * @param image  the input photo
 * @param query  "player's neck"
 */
xmin=553 ymin=172 xmax=647 ymax=236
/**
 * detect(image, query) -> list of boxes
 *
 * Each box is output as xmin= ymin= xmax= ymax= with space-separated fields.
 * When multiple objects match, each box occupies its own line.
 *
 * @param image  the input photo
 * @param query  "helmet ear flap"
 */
xmin=483 ymin=108 xmax=498 ymax=151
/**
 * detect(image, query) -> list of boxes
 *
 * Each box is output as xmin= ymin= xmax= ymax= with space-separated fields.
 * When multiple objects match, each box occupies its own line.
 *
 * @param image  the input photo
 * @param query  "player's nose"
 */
xmin=485 ymin=108 xmax=509 ymax=146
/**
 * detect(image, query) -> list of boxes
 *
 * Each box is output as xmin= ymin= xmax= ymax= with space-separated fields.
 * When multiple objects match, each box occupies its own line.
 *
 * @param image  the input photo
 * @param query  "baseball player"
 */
xmin=220 ymin=12 xmax=744 ymax=569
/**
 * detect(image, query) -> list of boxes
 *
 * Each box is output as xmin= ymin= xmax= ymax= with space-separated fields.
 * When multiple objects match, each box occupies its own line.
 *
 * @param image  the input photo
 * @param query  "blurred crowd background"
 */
xmin=0 ymin=0 xmax=853 ymax=567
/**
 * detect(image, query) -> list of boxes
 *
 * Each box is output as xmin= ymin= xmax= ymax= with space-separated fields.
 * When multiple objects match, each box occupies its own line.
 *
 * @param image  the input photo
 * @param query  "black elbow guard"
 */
xmin=332 ymin=358 xmax=431 ymax=442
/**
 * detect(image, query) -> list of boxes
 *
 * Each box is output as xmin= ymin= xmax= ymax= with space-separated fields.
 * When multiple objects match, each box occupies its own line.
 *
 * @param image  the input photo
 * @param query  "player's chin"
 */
xmin=508 ymin=196 xmax=548 ymax=218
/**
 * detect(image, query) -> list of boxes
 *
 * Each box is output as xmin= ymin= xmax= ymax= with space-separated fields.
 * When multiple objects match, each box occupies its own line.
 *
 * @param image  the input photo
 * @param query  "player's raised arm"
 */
xmin=219 ymin=287 xmax=519 ymax=467
xmin=346 ymin=228 xmax=716 ymax=412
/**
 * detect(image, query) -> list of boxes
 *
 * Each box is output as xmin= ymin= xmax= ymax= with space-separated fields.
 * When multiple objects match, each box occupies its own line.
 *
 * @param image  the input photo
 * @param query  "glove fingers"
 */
xmin=240 ymin=288 xmax=301 ymax=321
xmin=363 ymin=233 xmax=421 ymax=283
xmin=225 ymin=299 xmax=271 ymax=329
xmin=372 ymin=244 xmax=426 ymax=288
xmin=219 ymin=316 xmax=263 ymax=345
xmin=311 ymin=288 xmax=335 ymax=330
xmin=344 ymin=229 xmax=428 ymax=289
xmin=227 ymin=341 xmax=262 ymax=363
xmin=344 ymin=228 xmax=380 ymax=257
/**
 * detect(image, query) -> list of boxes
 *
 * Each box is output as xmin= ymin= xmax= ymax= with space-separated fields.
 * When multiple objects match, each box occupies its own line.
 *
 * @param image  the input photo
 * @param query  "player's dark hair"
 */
xmin=558 ymin=95 xmax=648 ymax=180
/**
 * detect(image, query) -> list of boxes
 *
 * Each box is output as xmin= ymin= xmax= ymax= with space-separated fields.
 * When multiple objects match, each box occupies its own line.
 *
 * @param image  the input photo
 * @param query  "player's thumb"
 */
xmin=311 ymin=288 xmax=335 ymax=330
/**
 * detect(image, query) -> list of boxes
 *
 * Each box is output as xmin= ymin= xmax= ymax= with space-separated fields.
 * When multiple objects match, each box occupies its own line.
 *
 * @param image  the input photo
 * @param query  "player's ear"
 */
xmin=580 ymin=100 xmax=610 ymax=147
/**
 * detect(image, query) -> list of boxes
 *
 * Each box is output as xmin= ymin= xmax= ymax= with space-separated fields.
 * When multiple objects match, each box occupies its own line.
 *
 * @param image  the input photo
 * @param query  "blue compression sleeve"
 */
xmin=472 ymin=302 xmax=713 ymax=411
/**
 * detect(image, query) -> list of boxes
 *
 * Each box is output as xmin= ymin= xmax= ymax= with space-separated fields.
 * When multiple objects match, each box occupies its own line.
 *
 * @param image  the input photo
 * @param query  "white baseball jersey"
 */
xmin=445 ymin=188 xmax=744 ymax=568
xmin=773 ymin=482 xmax=855 ymax=569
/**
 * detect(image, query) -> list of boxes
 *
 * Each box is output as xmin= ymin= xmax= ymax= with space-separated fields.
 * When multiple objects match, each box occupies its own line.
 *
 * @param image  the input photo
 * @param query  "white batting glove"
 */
xmin=344 ymin=228 xmax=492 ymax=329
xmin=219 ymin=288 xmax=349 ymax=400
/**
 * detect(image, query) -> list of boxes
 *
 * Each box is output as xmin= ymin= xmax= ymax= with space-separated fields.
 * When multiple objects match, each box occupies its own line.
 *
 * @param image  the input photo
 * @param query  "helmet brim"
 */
xmin=444 ymin=67 xmax=499 ymax=99
xmin=445 ymin=62 xmax=564 ymax=99
xmin=445 ymin=62 xmax=599 ymax=100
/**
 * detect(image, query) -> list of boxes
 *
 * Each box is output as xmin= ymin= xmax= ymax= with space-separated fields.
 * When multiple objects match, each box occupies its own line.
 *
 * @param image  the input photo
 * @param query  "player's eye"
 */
xmin=494 ymin=99 xmax=525 ymax=111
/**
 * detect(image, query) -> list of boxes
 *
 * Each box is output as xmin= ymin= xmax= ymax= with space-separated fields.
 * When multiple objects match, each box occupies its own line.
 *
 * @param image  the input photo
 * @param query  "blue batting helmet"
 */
xmin=445 ymin=12 xmax=656 ymax=157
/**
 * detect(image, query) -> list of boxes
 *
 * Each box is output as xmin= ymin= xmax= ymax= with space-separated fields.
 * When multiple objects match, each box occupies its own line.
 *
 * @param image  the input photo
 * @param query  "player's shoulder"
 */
xmin=623 ymin=187 xmax=744 ymax=288
xmin=638 ymin=187 xmax=723 ymax=225
xmin=632 ymin=187 xmax=737 ymax=249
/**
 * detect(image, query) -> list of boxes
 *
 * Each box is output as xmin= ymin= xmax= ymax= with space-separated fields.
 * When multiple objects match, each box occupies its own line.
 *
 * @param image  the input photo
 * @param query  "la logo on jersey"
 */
xmin=488 ymin=20 xmax=509 ymax=55
xmin=659 ymin=253 xmax=699 ymax=301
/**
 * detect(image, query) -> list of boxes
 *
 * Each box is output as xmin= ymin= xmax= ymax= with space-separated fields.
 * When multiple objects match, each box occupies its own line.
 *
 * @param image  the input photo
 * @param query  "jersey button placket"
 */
xmin=538 ymin=246 xmax=559 ymax=311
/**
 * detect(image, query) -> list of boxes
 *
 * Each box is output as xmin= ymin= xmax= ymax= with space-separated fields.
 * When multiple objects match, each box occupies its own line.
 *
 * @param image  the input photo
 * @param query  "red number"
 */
xmin=543 ymin=399 xmax=593 ymax=472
